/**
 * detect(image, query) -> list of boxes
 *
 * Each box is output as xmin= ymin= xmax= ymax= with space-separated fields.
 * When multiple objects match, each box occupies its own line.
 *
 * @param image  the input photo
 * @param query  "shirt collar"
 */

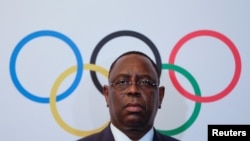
xmin=110 ymin=123 xmax=154 ymax=141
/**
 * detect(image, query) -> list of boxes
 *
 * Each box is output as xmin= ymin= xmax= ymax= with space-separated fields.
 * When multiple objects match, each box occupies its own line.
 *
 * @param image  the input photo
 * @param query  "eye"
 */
xmin=115 ymin=80 xmax=129 ymax=86
xmin=140 ymin=80 xmax=150 ymax=85
xmin=139 ymin=79 xmax=157 ymax=87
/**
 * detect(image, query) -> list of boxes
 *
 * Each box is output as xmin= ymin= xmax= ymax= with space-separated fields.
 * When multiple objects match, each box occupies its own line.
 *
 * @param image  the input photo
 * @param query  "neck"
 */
xmin=113 ymin=123 xmax=153 ymax=140
xmin=124 ymin=128 xmax=149 ymax=140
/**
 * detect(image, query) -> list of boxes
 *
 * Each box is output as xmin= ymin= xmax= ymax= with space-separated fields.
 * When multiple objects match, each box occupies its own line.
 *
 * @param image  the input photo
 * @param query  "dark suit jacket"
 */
xmin=77 ymin=125 xmax=180 ymax=141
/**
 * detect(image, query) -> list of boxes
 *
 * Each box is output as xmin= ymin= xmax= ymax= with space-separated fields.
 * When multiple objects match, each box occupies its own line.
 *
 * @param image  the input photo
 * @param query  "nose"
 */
xmin=126 ymin=82 xmax=141 ymax=97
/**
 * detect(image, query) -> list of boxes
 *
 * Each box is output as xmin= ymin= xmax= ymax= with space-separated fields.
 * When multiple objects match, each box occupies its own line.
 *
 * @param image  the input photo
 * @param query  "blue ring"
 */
xmin=9 ymin=30 xmax=83 ymax=103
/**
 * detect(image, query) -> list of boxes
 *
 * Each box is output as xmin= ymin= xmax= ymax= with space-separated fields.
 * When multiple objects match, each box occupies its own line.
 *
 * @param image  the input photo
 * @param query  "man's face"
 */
xmin=103 ymin=54 xmax=165 ymax=131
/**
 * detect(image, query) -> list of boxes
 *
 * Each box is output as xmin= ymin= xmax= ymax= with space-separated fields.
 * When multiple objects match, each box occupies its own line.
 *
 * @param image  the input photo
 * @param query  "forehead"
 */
xmin=109 ymin=54 xmax=158 ymax=79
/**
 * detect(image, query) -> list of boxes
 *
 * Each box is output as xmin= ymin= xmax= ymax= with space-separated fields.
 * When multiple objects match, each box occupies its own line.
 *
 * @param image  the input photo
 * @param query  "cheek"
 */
xmin=146 ymin=94 xmax=159 ymax=107
xmin=109 ymin=93 xmax=124 ymax=106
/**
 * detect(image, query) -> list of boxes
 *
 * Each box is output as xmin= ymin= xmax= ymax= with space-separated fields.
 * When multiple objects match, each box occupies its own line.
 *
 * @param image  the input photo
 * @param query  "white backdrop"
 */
xmin=1 ymin=1 xmax=250 ymax=141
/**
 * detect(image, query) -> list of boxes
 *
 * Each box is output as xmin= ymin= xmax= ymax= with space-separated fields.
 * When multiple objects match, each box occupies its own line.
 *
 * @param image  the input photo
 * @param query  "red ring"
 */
xmin=169 ymin=30 xmax=241 ymax=102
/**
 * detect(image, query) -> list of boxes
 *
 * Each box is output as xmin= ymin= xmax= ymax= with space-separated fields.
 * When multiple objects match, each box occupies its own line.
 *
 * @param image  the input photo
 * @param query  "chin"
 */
xmin=125 ymin=116 xmax=145 ymax=126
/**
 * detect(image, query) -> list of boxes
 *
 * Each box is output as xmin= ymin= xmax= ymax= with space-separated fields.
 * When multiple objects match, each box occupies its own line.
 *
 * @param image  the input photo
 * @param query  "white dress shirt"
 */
xmin=110 ymin=123 xmax=154 ymax=141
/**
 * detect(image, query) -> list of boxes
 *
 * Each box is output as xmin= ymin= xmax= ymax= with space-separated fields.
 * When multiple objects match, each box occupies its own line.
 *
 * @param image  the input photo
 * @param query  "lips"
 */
xmin=125 ymin=103 xmax=144 ymax=112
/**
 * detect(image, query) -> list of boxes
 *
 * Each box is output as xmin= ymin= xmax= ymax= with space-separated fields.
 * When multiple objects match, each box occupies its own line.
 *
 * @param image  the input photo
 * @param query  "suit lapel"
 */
xmin=97 ymin=124 xmax=115 ymax=141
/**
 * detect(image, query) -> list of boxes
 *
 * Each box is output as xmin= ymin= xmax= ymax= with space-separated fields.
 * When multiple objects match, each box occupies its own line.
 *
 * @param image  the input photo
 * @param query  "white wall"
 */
xmin=1 ymin=1 xmax=250 ymax=141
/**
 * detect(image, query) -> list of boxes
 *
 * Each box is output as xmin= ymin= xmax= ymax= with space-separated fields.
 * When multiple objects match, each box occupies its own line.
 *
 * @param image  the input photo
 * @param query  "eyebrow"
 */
xmin=111 ymin=73 xmax=157 ymax=81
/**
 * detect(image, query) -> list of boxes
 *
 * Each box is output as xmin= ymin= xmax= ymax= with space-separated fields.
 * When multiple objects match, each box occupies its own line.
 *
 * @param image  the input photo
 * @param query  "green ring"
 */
xmin=157 ymin=64 xmax=201 ymax=136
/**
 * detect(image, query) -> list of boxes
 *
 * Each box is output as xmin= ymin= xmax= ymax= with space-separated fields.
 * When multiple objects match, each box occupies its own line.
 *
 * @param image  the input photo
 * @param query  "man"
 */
xmin=78 ymin=51 xmax=180 ymax=141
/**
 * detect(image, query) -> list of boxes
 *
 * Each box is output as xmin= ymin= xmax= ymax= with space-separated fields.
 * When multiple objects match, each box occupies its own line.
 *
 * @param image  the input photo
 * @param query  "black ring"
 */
xmin=90 ymin=30 xmax=162 ymax=94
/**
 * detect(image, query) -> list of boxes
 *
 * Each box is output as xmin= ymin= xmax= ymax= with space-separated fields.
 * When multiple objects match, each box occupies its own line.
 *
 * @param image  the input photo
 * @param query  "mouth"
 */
xmin=125 ymin=103 xmax=144 ymax=113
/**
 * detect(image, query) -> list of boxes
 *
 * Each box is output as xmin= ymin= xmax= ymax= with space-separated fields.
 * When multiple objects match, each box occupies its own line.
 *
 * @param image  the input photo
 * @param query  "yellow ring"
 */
xmin=50 ymin=64 xmax=109 ymax=137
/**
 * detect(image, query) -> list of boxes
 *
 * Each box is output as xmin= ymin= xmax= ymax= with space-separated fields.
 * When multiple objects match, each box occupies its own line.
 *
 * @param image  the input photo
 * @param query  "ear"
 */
xmin=103 ymin=85 xmax=110 ymax=107
xmin=158 ymin=86 xmax=165 ymax=109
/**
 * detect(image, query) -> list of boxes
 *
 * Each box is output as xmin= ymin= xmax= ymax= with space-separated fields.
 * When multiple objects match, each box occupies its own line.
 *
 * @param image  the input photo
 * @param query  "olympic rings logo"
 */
xmin=9 ymin=29 xmax=242 ymax=137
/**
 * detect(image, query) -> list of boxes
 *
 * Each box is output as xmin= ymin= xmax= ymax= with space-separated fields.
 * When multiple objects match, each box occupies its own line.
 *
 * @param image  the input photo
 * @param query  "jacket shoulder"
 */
xmin=77 ymin=134 xmax=98 ymax=141
xmin=154 ymin=130 xmax=180 ymax=141
xmin=76 ymin=125 xmax=114 ymax=141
